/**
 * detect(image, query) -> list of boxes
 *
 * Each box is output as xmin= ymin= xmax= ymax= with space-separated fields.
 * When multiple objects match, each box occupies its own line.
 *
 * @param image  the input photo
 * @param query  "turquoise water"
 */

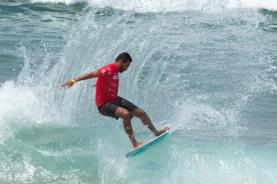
xmin=0 ymin=0 xmax=277 ymax=183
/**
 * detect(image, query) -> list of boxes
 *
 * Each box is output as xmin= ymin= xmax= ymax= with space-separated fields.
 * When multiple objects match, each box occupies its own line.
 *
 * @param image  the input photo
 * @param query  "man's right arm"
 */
xmin=73 ymin=70 xmax=100 ymax=82
xmin=62 ymin=70 xmax=100 ymax=88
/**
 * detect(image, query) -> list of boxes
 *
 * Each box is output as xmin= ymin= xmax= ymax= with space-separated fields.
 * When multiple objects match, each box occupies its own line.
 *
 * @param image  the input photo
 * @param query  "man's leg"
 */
xmin=115 ymin=107 xmax=145 ymax=148
xmin=133 ymin=108 xmax=170 ymax=136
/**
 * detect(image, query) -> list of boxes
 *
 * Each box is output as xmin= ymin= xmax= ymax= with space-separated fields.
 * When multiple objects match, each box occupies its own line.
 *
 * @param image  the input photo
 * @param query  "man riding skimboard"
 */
xmin=62 ymin=52 xmax=169 ymax=148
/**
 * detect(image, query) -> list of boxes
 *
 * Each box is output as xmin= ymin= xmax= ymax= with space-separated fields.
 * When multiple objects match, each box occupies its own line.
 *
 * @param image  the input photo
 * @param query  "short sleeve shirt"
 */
xmin=95 ymin=63 xmax=119 ymax=107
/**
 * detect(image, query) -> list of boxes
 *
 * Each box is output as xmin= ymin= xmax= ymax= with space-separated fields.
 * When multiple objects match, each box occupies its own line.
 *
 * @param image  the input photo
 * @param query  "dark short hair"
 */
xmin=115 ymin=52 xmax=132 ymax=63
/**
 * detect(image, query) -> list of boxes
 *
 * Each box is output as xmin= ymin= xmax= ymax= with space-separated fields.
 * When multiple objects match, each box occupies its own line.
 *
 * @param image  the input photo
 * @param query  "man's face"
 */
xmin=119 ymin=60 xmax=131 ymax=73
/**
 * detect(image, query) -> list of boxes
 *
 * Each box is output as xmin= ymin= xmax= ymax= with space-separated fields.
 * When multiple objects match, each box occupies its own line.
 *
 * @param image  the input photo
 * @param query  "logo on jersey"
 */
xmin=113 ymin=74 xmax=118 ymax=80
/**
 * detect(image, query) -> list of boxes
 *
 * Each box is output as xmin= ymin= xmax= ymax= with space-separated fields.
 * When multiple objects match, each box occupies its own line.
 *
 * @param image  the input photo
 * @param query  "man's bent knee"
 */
xmin=116 ymin=108 xmax=131 ymax=121
xmin=122 ymin=111 xmax=131 ymax=121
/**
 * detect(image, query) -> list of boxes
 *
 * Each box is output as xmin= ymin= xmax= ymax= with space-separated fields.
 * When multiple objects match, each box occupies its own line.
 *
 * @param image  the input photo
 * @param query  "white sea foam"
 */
xmin=0 ymin=82 xmax=40 ymax=123
xmin=30 ymin=0 xmax=277 ymax=12
xmin=0 ymin=81 xmax=54 ymax=128
xmin=0 ymin=81 xmax=66 ymax=131
xmin=0 ymin=81 xmax=40 ymax=143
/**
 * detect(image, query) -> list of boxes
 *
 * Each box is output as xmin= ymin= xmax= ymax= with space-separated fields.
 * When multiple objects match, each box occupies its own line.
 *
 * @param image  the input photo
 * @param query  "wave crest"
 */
xmin=30 ymin=0 xmax=277 ymax=12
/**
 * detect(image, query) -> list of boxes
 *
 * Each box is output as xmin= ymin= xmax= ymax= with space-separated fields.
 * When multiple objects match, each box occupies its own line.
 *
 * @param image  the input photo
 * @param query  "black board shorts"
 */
xmin=97 ymin=97 xmax=138 ymax=119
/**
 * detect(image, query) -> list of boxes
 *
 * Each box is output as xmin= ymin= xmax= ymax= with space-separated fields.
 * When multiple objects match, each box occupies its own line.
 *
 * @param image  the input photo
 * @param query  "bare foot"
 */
xmin=155 ymin=126 xmax=170 ymax=136
xmin=133 ymin=140 xmax=147 ymax=148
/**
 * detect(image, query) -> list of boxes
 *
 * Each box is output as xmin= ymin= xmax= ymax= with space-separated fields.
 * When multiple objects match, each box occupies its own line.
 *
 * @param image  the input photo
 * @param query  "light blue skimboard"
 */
xmin=126 ymin=128 xmax=173 ymax=158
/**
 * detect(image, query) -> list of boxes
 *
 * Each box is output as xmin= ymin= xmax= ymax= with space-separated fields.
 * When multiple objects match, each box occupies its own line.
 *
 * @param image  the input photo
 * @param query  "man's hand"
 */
xmin=62 ymin=79 xmax=76 ymax=88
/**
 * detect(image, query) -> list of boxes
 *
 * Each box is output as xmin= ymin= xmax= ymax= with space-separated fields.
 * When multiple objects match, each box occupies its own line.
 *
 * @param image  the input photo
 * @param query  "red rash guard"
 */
xmin=95 ymin=63 xmax=119 ymax=107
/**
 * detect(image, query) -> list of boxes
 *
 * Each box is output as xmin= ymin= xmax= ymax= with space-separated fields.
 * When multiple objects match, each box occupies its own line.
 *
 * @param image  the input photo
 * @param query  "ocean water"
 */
xmin=0 ymin=0 xmax=277 ymax=183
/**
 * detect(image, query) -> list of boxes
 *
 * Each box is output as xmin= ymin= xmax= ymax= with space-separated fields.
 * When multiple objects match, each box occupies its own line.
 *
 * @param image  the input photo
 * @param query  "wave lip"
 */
xmin=29 ymin=0 xmax=277 ymax=12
